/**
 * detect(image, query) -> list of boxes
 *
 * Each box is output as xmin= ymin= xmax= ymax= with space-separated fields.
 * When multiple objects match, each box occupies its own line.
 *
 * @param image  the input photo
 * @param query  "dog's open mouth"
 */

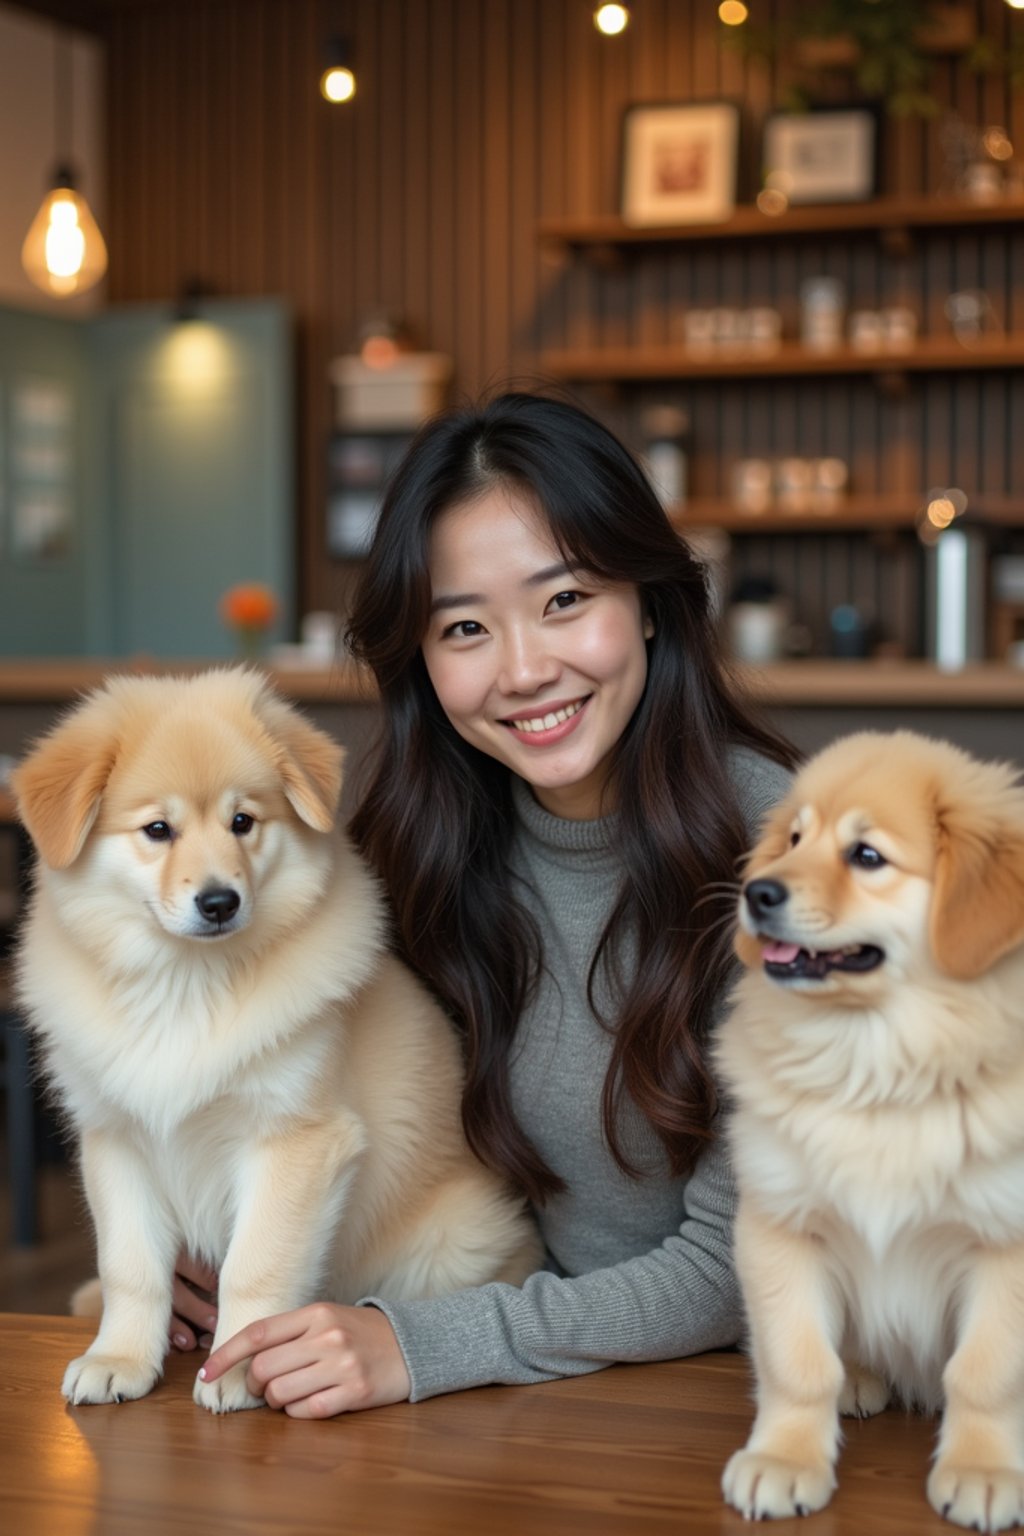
xmin=761 ymin=940 xmax=885 ymax=981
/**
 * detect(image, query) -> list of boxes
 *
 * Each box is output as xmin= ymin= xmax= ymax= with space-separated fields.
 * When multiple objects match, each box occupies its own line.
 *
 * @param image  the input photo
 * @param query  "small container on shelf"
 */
xmin=776 ymin=456 xmax=814 ymax=514
xmin=881 ymin=305 xmax=918 ymax=350
xmin=639 ymin=404 xmax=690 ymax=509
xmin=746 ymin=306 xmax=783 ymax=354
xmin=731 ymin=458 xmax=773 ymax=514
xmin=848 ymin=309 xmax=884 ymax=354
xmin=800 ymin=276 xmax=845 ymax=353
xmin=726 ymin=576 xmax=790 ymax=664
xmin=811 ymin=457 xmax=849 ymax=512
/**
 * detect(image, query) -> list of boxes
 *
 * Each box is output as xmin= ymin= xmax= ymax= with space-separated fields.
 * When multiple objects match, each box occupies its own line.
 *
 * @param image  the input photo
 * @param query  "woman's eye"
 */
xmin=231 ymin=813 xmax=255 ymax=836
xmin=548 ymin=590 xmax=581 ymax=612
xmin=441 ymin=619 xmax=484 ymax=640
xmin=142 ymin=821 xmax=172 ymax=842
xmin=849 ymin=842 xmax=886 ymax=870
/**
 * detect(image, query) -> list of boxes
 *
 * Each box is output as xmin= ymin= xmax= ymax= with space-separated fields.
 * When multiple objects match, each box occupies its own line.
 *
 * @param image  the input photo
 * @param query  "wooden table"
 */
xmin=1 ymin=1315 xmax=959 ymax=1536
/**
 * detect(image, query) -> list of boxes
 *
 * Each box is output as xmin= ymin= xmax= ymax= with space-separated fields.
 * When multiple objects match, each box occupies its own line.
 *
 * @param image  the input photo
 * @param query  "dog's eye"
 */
xmin=849 ymin=842 xmax=886 ymax=870
xmin=231 ymin=812 xmax=255 ymax=836
xmin=142 ymin=821 xmax=172 ymax=842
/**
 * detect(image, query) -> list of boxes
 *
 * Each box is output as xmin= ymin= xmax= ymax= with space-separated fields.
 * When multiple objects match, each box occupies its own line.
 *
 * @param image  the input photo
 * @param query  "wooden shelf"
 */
xmin=672 ymin=496 xmax=1023 ymax=534
xmin=736 ymin=660 xmax=1024 ymax=708
xmin=539 ymin=195 xmax=1024 ymax=257
xmin=540 ymin=336 xmax=1024 ymax=383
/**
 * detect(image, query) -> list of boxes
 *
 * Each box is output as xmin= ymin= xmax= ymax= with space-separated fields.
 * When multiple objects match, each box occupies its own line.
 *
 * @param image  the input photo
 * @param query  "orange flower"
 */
xmin=219 ymin=583 xmax=278 ymax=631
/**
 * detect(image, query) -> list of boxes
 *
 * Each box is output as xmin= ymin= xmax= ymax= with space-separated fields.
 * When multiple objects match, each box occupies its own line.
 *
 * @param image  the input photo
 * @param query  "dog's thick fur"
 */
xmin=716 ymin=731 xmax=1024 ymax=1531
xmin=12 ymin=669 xmax=540 ymax=1413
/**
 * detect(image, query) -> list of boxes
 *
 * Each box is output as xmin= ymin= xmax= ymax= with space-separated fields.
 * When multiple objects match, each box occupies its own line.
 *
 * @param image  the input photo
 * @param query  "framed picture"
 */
xmin=762 ymin=108 xmax=878 ymax=206
xmin=621 ymin=101 xmax=740 ymax=227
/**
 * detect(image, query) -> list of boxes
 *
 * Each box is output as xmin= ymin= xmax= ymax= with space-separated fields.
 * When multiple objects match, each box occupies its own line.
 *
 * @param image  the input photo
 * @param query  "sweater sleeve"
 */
xmin=357 ymin=1130 xmax=742 ymax=1402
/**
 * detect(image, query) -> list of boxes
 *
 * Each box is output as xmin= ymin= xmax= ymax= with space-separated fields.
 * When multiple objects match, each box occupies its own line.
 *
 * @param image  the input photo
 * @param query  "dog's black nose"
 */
xmin=196 ymin=886 xmax=241 ymax=924
xmin=744 ymin=879 xmax=789 ymax=920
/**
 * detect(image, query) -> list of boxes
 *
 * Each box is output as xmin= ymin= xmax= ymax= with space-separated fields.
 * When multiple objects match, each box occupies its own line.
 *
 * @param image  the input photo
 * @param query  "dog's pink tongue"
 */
xmin=762 ymin=941 xmax=801 ymax=963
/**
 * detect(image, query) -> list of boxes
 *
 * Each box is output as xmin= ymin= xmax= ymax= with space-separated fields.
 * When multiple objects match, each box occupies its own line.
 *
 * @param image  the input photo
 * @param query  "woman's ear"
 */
xmin=10 ymin=698 xmax=120 ymax=869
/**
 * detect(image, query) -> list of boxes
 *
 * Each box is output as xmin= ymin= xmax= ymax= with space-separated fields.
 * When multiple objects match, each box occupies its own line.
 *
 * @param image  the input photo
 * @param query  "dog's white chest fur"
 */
xmin=721 ymin=974 xmax=1024 ymax=1411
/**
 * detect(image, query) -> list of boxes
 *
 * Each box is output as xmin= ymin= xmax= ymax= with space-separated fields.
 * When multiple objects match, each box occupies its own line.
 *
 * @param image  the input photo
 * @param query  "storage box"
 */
xmin=329 ymin=352 xmax=453 ymax=430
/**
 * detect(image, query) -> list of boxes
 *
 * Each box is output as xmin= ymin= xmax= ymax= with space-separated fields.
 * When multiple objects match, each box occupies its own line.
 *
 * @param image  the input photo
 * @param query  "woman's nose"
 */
xmin=497 ymin=627 xmax=560 ymax=695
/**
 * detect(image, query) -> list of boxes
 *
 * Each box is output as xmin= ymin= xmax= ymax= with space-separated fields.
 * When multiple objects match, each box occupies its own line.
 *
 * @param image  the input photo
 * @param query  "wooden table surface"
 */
xmin=0 ymin=1315 xmax=959 ymax=1536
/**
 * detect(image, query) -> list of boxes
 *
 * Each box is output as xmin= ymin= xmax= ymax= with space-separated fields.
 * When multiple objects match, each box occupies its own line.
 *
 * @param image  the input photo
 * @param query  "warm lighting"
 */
xmin=1005 ymin=0 xmax=1024 ymax=10
xmin=22 ymin=32 xmax=108 ymax=298
xmin=926 ymin=496 xmax=957 ymax=529
xmin=321 ymin=63 xmax=355 ymax=102
xmin=594 ymin=4 xmax=630 ymax=36
xmin=21 ymin=168 xmax=108 ymax=297
xmin=162 ymin=323 xmax=234 ymax=392
xmin=320 ymin=36 xmax=356 ymax=102
xmin=718 ymin=0 xmax=749 ymax=23
xmin=983 ymin=126 xmax=1014 ymax=161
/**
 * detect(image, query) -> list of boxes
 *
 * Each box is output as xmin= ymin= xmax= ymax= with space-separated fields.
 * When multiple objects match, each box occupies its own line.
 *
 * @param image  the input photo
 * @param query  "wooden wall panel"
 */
xmin=100 ymin=0 xmax=1023 ymax=651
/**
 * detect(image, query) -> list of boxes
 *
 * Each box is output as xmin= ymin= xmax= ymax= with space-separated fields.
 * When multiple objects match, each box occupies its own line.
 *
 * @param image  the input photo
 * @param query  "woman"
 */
xmin=195 ymin=391 xmax=796 ymax=1417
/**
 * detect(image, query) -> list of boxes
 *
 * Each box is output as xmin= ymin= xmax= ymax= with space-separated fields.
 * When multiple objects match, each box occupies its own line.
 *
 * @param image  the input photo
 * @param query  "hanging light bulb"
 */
xmin=594 ymin=4 xmax=630 ymax=35
xmin=320 ymin=37 xmax=356 ymax=102
xmin=22 ymin=165 xmax=108 ymax=296
xmin=21 ymin=32 xmax=108 ymax=298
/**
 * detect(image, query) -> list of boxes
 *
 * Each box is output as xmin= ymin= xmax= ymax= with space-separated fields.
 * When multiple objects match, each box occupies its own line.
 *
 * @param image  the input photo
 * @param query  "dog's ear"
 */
xmin=930 ymin=816 xmax=1024 ymax=980
xmin=256 ymin=692 xmax=344 ymax=833
xmin=10 ymin=697 xmax=120 ymax=869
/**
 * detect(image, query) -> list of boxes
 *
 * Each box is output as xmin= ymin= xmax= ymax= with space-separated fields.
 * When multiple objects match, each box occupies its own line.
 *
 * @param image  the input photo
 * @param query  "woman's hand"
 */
xmin=198 ymin=1303 xmax=412 ymax=1417
xmin=169 ymin=1250 xmax=219 ymax=1352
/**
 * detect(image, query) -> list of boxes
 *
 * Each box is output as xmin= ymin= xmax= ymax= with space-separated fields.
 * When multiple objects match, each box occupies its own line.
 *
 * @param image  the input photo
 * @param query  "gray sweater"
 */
xmin=362 ymin=747 xmax=790 ymax=1401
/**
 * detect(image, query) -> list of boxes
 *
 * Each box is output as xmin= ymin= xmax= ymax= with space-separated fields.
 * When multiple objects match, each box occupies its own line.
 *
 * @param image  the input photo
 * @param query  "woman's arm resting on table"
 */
xmin=199 ymin=1301 xmax=411 ymax=1417
xmin=365 ymin=1133 xmax=741 ymax=1402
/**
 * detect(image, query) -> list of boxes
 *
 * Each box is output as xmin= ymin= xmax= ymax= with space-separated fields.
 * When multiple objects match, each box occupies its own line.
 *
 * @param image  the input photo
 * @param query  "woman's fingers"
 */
xmin=171 ymin=1272 xmax=219 ymax=1336
xmin=200 ymin=1310 xmax=312 ymax=1382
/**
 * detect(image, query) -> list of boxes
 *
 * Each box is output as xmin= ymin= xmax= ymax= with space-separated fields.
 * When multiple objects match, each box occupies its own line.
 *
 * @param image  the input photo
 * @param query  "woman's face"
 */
xmin=421 ymin=485 xmax=652 ymax=820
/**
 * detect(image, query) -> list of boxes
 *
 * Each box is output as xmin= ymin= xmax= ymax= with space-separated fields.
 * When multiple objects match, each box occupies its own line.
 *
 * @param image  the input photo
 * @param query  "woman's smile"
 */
xmin=501 ymin=694 xmax=591 ymax=742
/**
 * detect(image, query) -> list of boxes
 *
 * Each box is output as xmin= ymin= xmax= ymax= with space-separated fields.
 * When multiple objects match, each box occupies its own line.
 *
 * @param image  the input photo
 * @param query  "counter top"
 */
xmin=0 ymin=658 xmax=1020 ymax=708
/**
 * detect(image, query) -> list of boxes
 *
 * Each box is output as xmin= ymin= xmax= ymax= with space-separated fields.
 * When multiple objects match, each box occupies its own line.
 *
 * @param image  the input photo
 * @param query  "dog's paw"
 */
xmin=194 ymin=1363 xmax=264 ymax=1414
xmin=723 ymin=1449 xmax=836 ymax=1520
xmin=928 ymin=1462 xmax=1024 ymax=1532
xmin=838 ymin=1364 xmax=890 ymax=1418
xmin=62 ymin=1352 xmax=160 ymax=1405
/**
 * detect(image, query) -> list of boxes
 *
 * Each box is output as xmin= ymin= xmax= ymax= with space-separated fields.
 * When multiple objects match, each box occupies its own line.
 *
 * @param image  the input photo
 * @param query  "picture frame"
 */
xmin=620 ymin=101 xmax=740 ymax=228
xmin=761 ymin=107 xmax=879 ymax=206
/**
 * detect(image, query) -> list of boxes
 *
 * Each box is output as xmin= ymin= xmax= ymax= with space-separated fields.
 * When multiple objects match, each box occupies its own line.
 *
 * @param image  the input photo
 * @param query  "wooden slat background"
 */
xmin=100 ymin=0 xmax=1024 ymax=654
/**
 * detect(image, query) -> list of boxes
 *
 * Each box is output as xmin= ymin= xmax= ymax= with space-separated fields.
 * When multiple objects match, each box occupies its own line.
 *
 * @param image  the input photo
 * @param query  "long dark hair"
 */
xmin=347 ymin=391 xmax=796 ymax=1203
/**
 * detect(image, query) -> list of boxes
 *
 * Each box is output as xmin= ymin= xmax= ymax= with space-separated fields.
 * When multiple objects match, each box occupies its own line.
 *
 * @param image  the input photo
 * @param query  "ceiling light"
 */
xmin=594 ymin=5 xmax=630 ymax=36
xmin=21 ymin=31 xmax=107 ymax=297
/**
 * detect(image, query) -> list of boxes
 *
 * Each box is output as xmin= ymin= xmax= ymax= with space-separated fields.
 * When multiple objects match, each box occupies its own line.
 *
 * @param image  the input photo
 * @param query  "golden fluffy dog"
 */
xmin=12 ymin=669 xmax=539 ymax=1413
xmin=717 ymin=730 xmax=1024 ymax=1530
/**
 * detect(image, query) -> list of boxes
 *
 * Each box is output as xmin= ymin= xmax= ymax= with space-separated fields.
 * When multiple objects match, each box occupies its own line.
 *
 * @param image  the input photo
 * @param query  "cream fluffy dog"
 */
xmin=717 ymin=730 xmax=1024 ymax=1531
xmin=12 ymin=669 xmax=539 ymax=1413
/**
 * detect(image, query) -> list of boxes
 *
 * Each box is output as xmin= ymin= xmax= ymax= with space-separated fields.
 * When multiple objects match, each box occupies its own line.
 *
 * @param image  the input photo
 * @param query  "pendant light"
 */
xmin=21 ymin=29 xmax=108 ymax=298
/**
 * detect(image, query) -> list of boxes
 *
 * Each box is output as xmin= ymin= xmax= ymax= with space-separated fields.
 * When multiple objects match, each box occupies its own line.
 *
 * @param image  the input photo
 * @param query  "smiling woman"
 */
xmin=197 ymin=392 xmax=798 ymax=1419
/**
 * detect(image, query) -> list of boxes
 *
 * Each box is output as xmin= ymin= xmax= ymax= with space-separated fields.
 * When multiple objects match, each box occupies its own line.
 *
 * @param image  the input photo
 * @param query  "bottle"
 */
xmin=640 ymin=405 xmax=690 ymax=510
